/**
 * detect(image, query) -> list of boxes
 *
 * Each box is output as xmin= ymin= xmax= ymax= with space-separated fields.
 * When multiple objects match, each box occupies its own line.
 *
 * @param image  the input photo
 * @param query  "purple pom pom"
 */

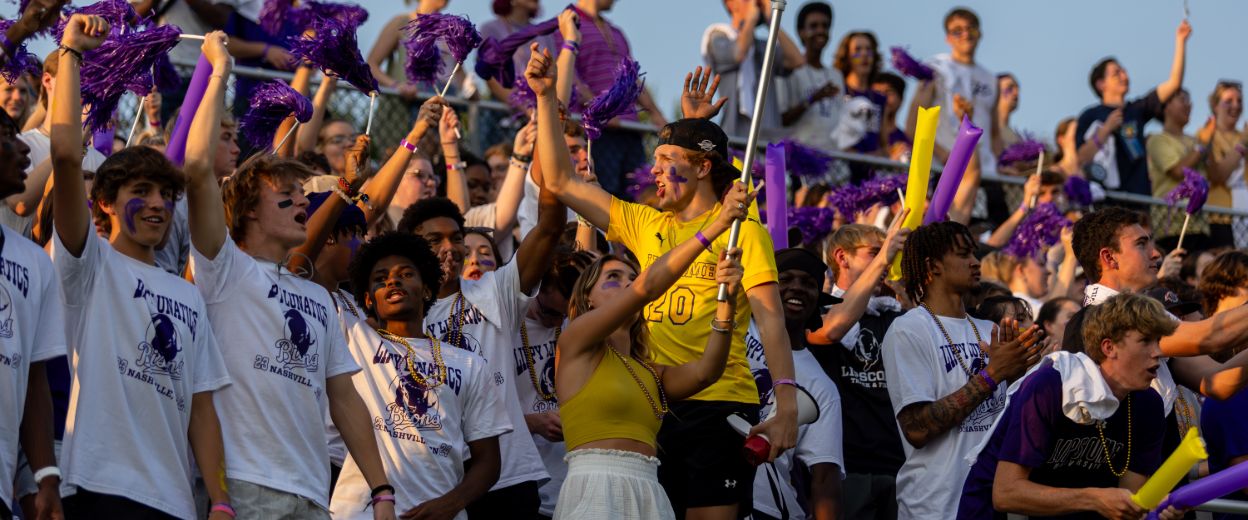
xmin=998 ymin=138 xmax=1046 ymax=167
xmin=262 ymin=0 xmax=366 ymax=38
xmin=238 ymin=80 xmax=314 ymax=149
xmin=289 ymin=15 xmax=378 ymax=93
xmin=582 ymin=58 xmax=643 ymax=141
xmin=778 ymin=139 xmax=835 ymax=179
xmin=890 ymin=46 xmax=933 ymax=81
xmin=152 ymin=54 xmax=180 ymax=91
xmin=259 ymin=0 xmax=295 ymax=36
xmin=0 ymin=20 xmax=40 ymax=83
xmin=509 ymin=76 xmax=536 ymax=111
xmin=402 ymin=13 xmax=481 ymax=84
xmin=81 ymin=24 xmax=181 ymax=132
xmin=1064 ymin=176 xmax=1093 ymax=207
xmin=474 ymin=11 xmax=561 ymax=88
xmin=825 ymin=184 xmax=862 ymax=221
xmin=787 ymin=206 xmax=836 ymax=246
xmin=624 ymin=164 xmax=655 ymax=202
xmin=1166 ymin=167 xmax=1210 ymax=215
xmin=1003 ymin=203 xmax=1071 ymax=260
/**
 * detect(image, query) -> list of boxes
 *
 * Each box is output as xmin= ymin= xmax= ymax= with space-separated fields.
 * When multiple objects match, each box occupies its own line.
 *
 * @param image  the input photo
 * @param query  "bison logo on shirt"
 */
xmin=136 ymin=313 xmax=184 ymax=380
xmin=539 ymin=356 xmax=557 ymax=400
xmin=0 ymin=285 xmax=13 ymax=338
xmin=853 ymin=327 xmax=882 ymax=371
xmin=275 ymin=309 xmax=320 ymax=372
xmin=380 ymin=371 xmax=443 ymax=432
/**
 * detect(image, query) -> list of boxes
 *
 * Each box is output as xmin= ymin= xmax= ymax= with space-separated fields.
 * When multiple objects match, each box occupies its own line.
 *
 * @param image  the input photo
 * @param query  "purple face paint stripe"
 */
xmin=123 ymin=198 xmax=145 ymax=233
xmin=669 ymin=166 xmax=689 ymax=183
xmin=277 ymin=199 xmax=294 ymax=209
xmin=600 ymin=281 xmax=621 ymax=290
xmin=479 ymin=258 xmax=496 ymax=269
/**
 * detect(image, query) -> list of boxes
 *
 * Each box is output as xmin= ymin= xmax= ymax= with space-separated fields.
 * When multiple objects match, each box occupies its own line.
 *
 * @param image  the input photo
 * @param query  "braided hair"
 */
xmin=901 ymin=221 xmax=977 ymax=303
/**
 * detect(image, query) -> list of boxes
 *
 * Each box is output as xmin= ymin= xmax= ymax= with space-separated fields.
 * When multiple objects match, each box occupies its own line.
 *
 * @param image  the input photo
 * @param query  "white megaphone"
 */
xmin=726 ymin=383 xmax=820 ymax=466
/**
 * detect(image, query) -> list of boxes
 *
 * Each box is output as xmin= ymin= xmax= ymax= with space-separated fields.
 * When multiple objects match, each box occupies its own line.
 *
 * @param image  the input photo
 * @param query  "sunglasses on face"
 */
xmin=948 ymin=26 xmax=980 ymax=38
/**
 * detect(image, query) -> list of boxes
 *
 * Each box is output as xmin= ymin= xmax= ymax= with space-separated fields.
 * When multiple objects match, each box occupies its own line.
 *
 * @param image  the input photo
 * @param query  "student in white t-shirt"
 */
xmin=778 ymin=2 xmax=843 ymax=154
xmin=744 ymin=248 xmax=846 ymax=520
xmin=0 ymin=101 xmax=67 ymax=520
xmin=180 ymin=33 xmax=396 ymax=520
xmin=395 ymin=173 xmax=566 ymax=517
xmin=327 ymin=232 xmax=511 ymax=519
xmin=908 ymin=8 xmax=997 ymax=170
xmin=882 ymin=221 xmax=1042 ymax=520
xmin=48 ymin=20 xmax=233 ymax=519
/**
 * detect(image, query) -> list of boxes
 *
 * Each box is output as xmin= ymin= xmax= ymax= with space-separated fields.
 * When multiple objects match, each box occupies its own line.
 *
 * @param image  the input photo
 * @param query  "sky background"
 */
xmin=17 ymin=0 xmax=1246 ymax=144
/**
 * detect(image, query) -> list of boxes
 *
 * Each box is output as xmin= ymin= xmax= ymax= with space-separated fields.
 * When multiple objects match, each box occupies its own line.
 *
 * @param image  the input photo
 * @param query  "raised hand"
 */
xmin=1159 ymin=248 xmax=1185 ymax=280
xmin=438 ymin=105 xmax=460 ymax=145
xmin=982 ymin=317 xmax=1044 ymax=384
xmin=881 ymin=207 xmax=911 ymax=262
xmin=715 ymin=247 xmax=744 ymax=298
xmin=201 ymin=31 xmax=232 ymax=71
xmin=19 ymin=0 xmax=67 ymax=36
xmin=712 ymin=181 xmax=755 ymax=233
xmin=524 ymin=42 xmax=555 ymax=98
xmin=61 ymin=14 xmax=109 ymax=53
xmin=681 ymin=66 xmax=728 ymax=119
xmin=557 ymin=8 xmax=580 ymax=43
xmin=1176 ymin=19 xmax=1192 ymax=43
xmin=952 ymin=93 xmax=974 ymax=121
xmin=1103 ymin=108 xmax=1125 ymax=134
xmin=343 ymin=134 xmax=370 ymax=184
xmin=263 ymin=45 xmax=295 ymax=71
xmin=412 ymin=96 xmax=445 ymax=139
xmin=513 ymin=118 xmax=536 ymax=158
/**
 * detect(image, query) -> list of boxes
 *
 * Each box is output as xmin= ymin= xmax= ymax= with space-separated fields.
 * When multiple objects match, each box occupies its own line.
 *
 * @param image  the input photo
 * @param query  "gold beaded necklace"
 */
xmin=434 ymin=292 xmax=467 ymax=351
xmin=520 ymin=321 xmax=560 ymax=402
xmin=1174 ymin=392 xmax=1196 ymax=438
xmin=919 ymin=302 xmax=983 ymax=378
xmin=1097 ymin=394 xmax=1133 ymax=478
xmin=606 ymin=346 xmax=669 ymax=419
xmin=378 ymin=330 xmax=447 ymax=389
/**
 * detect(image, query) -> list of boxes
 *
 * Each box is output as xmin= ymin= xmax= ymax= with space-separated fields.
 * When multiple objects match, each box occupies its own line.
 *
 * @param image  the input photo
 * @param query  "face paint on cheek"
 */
xmin=123 ymin=198 xmax=145 ymax=233
xmin=347 ymin=235 xmax=361 ymax=257
xmin=668 ymin=166 xmax=689 ymax=184
xmin=600 ymin=281 xmax=621 ymax=290
xmin=479 ymin=258 xmax=496 ymax=269
xmin=276 ymin=199 xmax=294 ymax=209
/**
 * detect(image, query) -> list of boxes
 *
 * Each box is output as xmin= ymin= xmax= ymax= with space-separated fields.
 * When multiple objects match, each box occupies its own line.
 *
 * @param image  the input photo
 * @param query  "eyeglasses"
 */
xmin=410 ymin=170 xmax=442 ymax=185
xmin=948 ymin=26 xmax=980 ymax=38
xmin=465 ymin=226 xmax=495 ymax=237
xmin=1218 ymin=79 xmax=1243 ymax=90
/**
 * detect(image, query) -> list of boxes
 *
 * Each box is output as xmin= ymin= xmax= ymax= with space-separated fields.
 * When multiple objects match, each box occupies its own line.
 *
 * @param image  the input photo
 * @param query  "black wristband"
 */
xmin=370 ymin=484 xmax=395 ymax=497
xmin=512 ymin=153 xmax=532 ymax=163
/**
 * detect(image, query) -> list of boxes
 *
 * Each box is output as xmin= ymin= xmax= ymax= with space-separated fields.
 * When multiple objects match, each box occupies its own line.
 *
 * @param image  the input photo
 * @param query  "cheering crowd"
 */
xmin=2 ymin=0 xmax=1248 ymax=519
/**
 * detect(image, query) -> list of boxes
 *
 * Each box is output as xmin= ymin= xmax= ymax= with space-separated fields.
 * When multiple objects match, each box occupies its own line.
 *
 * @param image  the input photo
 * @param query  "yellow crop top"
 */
xmin=561 ymin=348 xmax=664 ymax=451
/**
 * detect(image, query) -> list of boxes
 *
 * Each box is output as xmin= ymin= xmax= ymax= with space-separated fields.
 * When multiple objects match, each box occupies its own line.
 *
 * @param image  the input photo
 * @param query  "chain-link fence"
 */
xmin=130 ymin=61 xmax=1248 ymax=249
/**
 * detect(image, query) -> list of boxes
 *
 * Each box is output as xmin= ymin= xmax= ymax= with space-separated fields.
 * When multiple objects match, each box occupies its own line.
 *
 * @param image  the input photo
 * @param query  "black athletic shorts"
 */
xmin=657 ymin=400 xmax=761 ymax=514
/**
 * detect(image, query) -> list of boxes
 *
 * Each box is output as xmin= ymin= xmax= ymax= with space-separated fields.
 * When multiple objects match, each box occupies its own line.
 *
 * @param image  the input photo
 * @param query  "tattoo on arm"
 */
xmin=897 ymin=377 xmax=993 ymax=447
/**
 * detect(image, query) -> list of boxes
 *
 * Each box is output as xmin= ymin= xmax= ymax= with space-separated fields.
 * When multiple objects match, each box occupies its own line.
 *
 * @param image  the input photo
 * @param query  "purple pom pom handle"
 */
xmin=890 ymin=46 xmax=933 ymax=81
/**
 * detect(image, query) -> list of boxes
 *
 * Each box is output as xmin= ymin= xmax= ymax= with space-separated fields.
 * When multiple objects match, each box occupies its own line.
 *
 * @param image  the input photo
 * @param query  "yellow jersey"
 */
xmin=607 ymin=197 xmax=778 ymax=404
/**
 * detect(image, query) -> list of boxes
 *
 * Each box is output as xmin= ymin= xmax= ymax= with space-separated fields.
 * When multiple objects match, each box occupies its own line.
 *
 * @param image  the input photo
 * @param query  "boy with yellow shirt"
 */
xmin=528 ymin=45 xmax=797 ymax=519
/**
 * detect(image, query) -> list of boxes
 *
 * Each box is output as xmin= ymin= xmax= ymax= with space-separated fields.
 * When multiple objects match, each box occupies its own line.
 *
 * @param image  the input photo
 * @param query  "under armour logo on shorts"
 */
xmin=724 ymin=479 xmax=736 ymax=488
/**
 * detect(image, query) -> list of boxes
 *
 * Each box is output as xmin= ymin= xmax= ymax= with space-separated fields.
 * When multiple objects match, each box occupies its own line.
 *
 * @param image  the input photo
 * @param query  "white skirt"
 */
xmin=553 ymin=449 xmax=676 ymax=520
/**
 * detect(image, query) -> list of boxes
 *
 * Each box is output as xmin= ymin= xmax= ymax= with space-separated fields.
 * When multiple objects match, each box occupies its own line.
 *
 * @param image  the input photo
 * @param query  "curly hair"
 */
xmin=833 ymin=31 xmax=880 ymax=80
xmin=567 ymin=254 xmax=651 ymax=362
xmin=349 ymin=232 xmax=444 ymax=319
xmin=901 ymin=221 xmax=977 ymax=303
xmin=222 ymin=154 xmax=316 ymax=244
xmin=397 ymin=197 xmax=465 ymax=235
xmin=1072 ymin=207 xmax=1146 ymax=283
xmin=1198 ymin=250 xmax=1248 ymax=318
xmin=1082 ymin=293 xmax=1177 ymax=363
xmin=91 ymin=146 xmax=186 ymax=210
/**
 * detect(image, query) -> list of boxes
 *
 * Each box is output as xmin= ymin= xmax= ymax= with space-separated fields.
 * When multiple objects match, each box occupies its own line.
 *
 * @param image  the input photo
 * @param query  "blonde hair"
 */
xmin=567 ymin=254 xmax=651 ymax=362
xmin=827 ymin=224 xmax=885 ymax=278
xmin=1082 ymin=293 xmax=1178 ymax=363
xmin=980 ymin=252 xmax=1019 ymax=285
xmin=223 ymin=155 xmax=315 ymax=243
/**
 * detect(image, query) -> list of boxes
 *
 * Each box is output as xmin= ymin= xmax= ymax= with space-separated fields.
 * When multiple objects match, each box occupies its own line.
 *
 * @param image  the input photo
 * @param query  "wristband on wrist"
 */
xmin=399 ymin=138 xmax=417 ymax=153
xmin=562 ymin=40 xmax=580 ymax=54
xmin=210 ymin=503 xmax=236 ymax=518
xmin=337 ymin=176 xmax=357 ymax=197
xmin=694 ymin=231 xmax=713 ymax=251
xmin=711 ymin=323 xmax=731 ymax=334
xmin=773 ymin=378 xmax=798 ymax=389
xmin=261 ymin=42 xmax=271 ymax=59
xmin=371 ymin=484 xmax=396 ymax=497
xmin=1092 ymin=133 xmax=1103 ymax=150
xmin=446 ymin=161 xmax=467 ymax=172
xmin=978 ymin=369 xmax=998 ymax=391
xmin=512 ymin=153 xmax=532 ymax=163
xmin=32 ymin=466 xmax=60 ymax=484
xmin=58 ymin=46 xmax=82 ymax=62
xmin=510 ymin=157 xmax=529 ymax=169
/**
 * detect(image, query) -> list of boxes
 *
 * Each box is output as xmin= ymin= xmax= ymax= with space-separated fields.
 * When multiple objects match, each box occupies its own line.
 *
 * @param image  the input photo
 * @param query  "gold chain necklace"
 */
xmin=432 ymin=292 xmax=467 ymax=351
xmin=378 ymin=330 xmax=446 ymax=390
xmin=1097 ymin=394 xmax=1132 ymax=478
xmin=520 ymin=320 xmax=560 ymax=402
xmin=1174 ymin=391 xmax=1195 ymax=437
xmin=919 ymin=302 xmax=983 ymax=378
xmin=606 ymin=346 xmax=669 ymax=419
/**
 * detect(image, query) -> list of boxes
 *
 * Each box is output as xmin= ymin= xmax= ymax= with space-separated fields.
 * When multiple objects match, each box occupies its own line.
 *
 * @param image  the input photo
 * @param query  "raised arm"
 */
xmin=1156 ymin=20 xmax=1191 ymax=104
xmin=984 ymin=175 xmax=1041 ymax=248
xmin=357 ymin=98 xmax=442 ymax=226
xmin=514 ymin=147 xmax=568 ymax=293
xmin=3 ymin=0 xmax=68 ymax=64
xmin=681 ymin=66 xmax=728 ymax=120
xmin=286 ymin=135 xmax=369 ymax=275
xmin=7 ymin=156 xmax=52 ymax=216
xmin=529 ymin=43 xmax=613 ymax=228
xmin=809 ymin=209 xmax=909 ymax=345
xmin=439 ymin=108 xmax=469 ymax=214
xmin=184 ymin=32 xmax=233 ymax=260
xmin=559 ymin=184 xmax=752 ymax=361
xmin=295 ymin=75 xmax=336 ymax=156
xmin=274 ymin=65 xmax=312 ymax=158
xmin=556 ymin=9 xmax=580 ymax=107
xmin=492 ymin=120 xmax=535 ymax=236
xmin=366 ymin=17 xmax=405 ymax=90
xmin=1162 ymin=305 xmax=1248 ymax=357
xmin=49 ymin=15 xmax=108 ymax=256
xmin=659 ymin=248 xmax=740 ymax=400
